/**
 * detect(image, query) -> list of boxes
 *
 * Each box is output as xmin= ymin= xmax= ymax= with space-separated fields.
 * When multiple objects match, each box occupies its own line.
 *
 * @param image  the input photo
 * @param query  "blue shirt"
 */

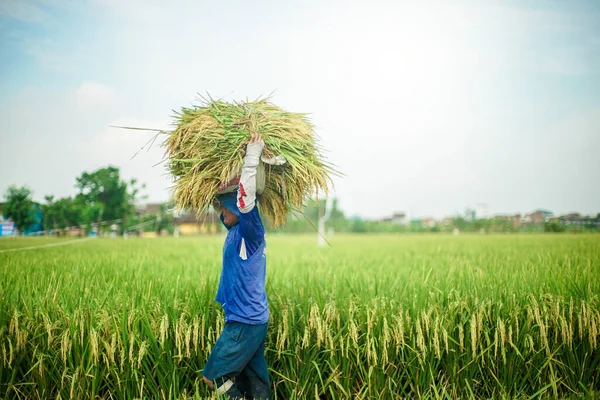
xmin=215 ymin=207 xmax=269 ymax=324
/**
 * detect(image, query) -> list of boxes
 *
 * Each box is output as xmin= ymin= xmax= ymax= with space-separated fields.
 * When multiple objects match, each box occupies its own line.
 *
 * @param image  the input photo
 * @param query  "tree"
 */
xmin=41 ymin=195 xmax=82 ymax=231
xmin=154 ymin=202 xmax=174 ymax=234
xmin=41 ymin=195 xmax=57 ymax=231
xmin=3 ymin=185 xmax=36 ymax=233
xmin=452 ymin=216 xmax=470 ymax=231
xmin=75 ymin=166 xmax=146 ymax=233
xmin=123 ymin=178 xmax=147 ymax=232
xmin=76 ymin=166 xmax=128 ymax=222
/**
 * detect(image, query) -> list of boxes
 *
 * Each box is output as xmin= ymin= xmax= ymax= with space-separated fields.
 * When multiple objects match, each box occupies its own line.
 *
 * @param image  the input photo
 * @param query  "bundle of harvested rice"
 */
xmin=166 ymin=97 xmax=337 ymax=227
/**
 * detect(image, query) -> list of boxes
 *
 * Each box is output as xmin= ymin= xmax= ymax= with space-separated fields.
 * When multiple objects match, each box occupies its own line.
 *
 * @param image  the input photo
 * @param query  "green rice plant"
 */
xmin=0 ymin=234 xmax=599 ymax=398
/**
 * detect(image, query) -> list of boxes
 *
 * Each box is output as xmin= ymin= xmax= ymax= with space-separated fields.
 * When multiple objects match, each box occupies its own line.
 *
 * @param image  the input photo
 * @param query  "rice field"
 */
xmin=1 ymin=234 xmax=599 ymax=399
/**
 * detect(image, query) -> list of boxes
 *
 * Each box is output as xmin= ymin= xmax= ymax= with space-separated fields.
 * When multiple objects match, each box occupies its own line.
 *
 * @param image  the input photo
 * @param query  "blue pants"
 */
xmin=203 ymin=321 xmax=270 ymax=399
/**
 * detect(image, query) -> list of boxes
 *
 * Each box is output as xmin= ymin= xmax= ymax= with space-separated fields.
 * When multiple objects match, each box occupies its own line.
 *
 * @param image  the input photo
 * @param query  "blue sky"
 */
xmin=1 ymin=0 xmax=599 ymax=219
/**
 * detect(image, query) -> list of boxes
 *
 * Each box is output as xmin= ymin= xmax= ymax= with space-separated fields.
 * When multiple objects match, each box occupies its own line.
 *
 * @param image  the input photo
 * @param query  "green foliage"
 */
xmin=125 ymin=203 xmax=174 ymax=234
xmin=73 ymin=166 xmax=147 ymax=232
xmin=41 ymin=195 xmax=82 ymax=231
xmin=1 ymin=235 xmax=599 ymax=398
xmin=75 ymin=166 xmax=129 ymax=222
xmin=545 ymin=221 xmax=568 ymax=233
xmin=155 ymin=203 xmax=175 ymax=234
xmin=3 ymin=185 xmax=36 ymax=233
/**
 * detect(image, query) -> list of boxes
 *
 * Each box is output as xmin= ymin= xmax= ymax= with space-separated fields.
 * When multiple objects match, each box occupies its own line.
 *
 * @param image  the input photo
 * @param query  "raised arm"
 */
xmin=236 ymin=133 xmax=265 ymax=252
xmin=237 ymin=133 xmax=263 ymax=213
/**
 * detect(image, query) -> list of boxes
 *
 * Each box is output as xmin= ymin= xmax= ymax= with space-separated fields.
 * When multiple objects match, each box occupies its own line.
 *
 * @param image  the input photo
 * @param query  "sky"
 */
xmin=0 ymin=0 xmax=599 ymax=220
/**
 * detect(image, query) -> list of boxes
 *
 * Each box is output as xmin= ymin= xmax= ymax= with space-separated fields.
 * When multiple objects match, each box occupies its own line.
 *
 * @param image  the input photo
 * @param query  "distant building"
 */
xmin=523 ymin=210 xmax=546 ymax=225
xmin=522 ymin=209 xmax=553 ymax=224
xmin=422 ymin=217 xmax=437 ymax=228
xmin=465 ymin=203 xmax=488 ymax=221
xmin=136 ymin=203 xmax=163 ymax=216
xmin=381 ymin=212 xmax=408 ymax=225
xmin=0 ymin=202 xmax=42 ymax=236
xmin=592 ymin=214 xmax=600 ymax=229
xmin=0 ymin=221 xmax=15 ymax=236
xmin=0 ymin=202 xmax=13 ymax=236
xmin=537 ymin=209 xmax=554 ymax=220
xmin=391 ymin=212 xmax=407 ymax=225
xmin=494 ymin=214 xmax=522 ymax=228
xmin=174 ymin=210 xmax=220 ymax=235
xmin=559 ymin=213 xmax=584 ymax=226
xmin=555 ymin=213 xmax=600 ymax=229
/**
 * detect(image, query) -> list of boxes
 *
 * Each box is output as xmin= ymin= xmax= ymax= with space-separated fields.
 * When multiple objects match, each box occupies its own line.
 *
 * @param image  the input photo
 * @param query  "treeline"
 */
xmin=3 ymin=170 xmax=598 ymax=236
xmin=273 ymin=202 xmax=599 ymax=234
xmin=1 ymin=166 xmax=171 ymax=235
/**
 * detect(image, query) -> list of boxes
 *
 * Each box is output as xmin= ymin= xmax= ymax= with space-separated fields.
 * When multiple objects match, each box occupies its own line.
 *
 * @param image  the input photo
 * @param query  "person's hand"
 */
xmin=245 ymin=132 xmax=264 ymax=161
xmin=249 ymin=133 xmax=263 ymax=145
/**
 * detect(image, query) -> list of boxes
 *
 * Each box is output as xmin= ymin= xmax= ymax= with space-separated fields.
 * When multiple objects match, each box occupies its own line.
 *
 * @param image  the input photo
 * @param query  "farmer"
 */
xmin=202 ymin=133 xmax=271 ymax=399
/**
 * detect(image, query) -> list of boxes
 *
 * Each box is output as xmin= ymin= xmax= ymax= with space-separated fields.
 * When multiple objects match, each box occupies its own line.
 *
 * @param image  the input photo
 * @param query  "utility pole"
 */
xmin=318 ymin=196 xmax=333 ymax=247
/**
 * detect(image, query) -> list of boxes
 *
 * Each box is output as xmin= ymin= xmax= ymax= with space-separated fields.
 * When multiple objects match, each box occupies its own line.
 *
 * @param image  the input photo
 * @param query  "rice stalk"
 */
xmin=165 ymin=96 xmax=338 ymax=226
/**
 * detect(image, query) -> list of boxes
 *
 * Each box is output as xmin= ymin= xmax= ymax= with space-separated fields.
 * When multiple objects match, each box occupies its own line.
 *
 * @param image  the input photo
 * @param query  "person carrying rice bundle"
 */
xmin=202 ymin=133 xmax=270 ymax=399
xmin=165 ymin=97 xmax=336 ymax=399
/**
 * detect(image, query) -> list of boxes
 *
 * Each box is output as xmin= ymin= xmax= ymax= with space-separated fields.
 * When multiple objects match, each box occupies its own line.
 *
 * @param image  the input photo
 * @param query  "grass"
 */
xmin=1 ymin=234 xmax=599 ymax=399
